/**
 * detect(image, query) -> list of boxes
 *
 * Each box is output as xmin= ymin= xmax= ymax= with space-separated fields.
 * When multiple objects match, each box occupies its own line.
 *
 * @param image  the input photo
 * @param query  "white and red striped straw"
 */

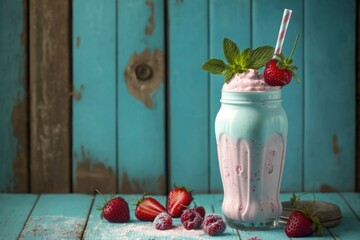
xmin=274 ymin=9 xmax=292 ymax=55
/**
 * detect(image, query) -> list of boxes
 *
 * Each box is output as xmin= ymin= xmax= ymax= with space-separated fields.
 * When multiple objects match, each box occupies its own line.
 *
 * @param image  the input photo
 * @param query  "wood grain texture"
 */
xmin=19 ymin=194 xmax=92 ymax=239
xmin=117 ymin=0 xmax=166 ymax=194
xmin=340 ymin=192 xmax=360 ymax=220
xmin=209 ymin=0 xmax=251 ymax=193
xmin=0 ymin=0 xmax=29 ymax=192
xmin=0 ymin=194 xmax=38 ymax=239
xmin=1 ymin=193 xmax=360 ymax=239
xmin=252 ymin=0 xmax=304 ymax=192
xmin=29 ymin=0 xmax=71 ymax=193
xmin=1 ymin=0 xmax=357 ymax=194
xmin=304 ymin=0 xmax=356 ymax=191
xmin=168 ymin=0 xmax=209 ymax=193
xmin=72 ymin=0 xmax=117 ymax=194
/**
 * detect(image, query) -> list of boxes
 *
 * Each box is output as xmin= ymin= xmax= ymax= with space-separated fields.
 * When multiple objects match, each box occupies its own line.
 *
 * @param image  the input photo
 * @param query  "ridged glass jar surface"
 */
xmin=215 ymin=89 xmax=288 ymax=230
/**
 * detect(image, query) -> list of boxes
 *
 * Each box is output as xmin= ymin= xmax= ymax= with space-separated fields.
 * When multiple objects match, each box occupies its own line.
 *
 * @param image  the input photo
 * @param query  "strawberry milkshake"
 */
xmin=215 ymin=69 xmax=287 ymax=230
xmin=202 ymin=25 xmax=298 ymax=229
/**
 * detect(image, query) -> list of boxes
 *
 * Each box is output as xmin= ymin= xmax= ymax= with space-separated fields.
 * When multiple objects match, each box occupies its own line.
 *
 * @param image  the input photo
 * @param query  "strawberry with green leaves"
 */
xmin=202 ymin=38 xmax=274 ymax=82
xmin=264 ymin=34 xmax=300 ymax=86
xmin=285 ymin=192 xmax=323 ymax=238
xmin=96 ymin=191 xmax=130 ymax=223
xmin=285 ymin=210 xmax=322 ymax=237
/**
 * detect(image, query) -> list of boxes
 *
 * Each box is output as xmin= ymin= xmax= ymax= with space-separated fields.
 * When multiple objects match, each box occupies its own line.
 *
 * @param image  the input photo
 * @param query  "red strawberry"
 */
xmin=167 ymin=186 xmax=193 ymax=218
xmin=135 ymin=195 xmax=167 ymax=221
xmin=264 ymin=34 xmax=300 ymax=86
xmin=285 ymin=210 xmax=322 ymax=237
xmin=97 ymin=194 xmax=130 ymax=223
xmin=264 ymin=59 xmax=293 ymax=86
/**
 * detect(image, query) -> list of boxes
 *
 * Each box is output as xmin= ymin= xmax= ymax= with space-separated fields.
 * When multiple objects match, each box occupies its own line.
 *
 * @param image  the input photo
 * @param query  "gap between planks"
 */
xmin=17 ymin=194 xmax=40 ymax=240
xmin=80 ymin=193 xmax=97 ymax=240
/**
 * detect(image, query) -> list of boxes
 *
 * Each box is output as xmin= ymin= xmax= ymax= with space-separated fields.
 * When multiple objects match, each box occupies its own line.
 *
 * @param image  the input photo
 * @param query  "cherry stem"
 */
xmin=288 ymin=33 xmax=299 ymax=60
xmin=95 ymin=189 xmax=107 ymax=203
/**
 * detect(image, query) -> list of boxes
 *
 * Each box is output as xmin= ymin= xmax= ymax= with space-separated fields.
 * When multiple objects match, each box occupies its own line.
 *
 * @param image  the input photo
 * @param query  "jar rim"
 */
xmin=220 ymin=89 xmax=282 ymax=103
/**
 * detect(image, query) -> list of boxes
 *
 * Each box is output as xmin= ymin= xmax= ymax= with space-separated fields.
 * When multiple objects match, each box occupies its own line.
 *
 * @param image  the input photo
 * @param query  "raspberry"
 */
xmin=193 ymin=206 xmax=205 ymax=218
xmin=180 ymin=209 xmax=203 ymax=230
xmin=203 ymin=214 xmax=226 ymax=236
xmin=153 ymin=212 xmax=172 ymax=230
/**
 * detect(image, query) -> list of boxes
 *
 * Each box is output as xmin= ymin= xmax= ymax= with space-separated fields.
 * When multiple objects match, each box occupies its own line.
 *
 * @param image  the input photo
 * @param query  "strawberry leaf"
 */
xmin=310 ymin=214 xmax=323 ymax=236
xmin=277 ymin=61 xmax=285 ymax=69
xmin=292 ymin=71 xmax=300 ymax=83
xmin=275 ymin=53 xmax=286 ymax=62
xmin=202 ymin=59 xmax=226 ymax=74
xmin=290 ymin=192 xmax=300 ymax=205
xmin=223 ymin=38 xmax=240 ymax=65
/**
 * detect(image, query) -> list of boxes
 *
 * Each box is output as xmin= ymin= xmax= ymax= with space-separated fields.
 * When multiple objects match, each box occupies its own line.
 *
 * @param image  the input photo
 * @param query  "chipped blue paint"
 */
xmin=0 ymin=0 xmax=26 ymax=192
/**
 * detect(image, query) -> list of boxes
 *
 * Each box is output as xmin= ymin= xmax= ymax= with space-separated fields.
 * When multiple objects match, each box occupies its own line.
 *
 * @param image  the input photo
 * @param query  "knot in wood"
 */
xmin=135 ymin=63 xmax=153 ymax=81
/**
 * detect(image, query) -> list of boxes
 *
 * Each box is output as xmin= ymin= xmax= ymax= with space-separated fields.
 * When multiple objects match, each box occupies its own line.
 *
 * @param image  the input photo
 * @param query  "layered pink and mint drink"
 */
xmin=202 ymin=9 xmax=298 ymax=230
xmin=215 ymin=69 xmax=287 ymax=229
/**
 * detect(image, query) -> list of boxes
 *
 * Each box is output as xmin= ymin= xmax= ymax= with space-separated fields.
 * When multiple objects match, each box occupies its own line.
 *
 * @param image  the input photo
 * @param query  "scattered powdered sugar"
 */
xmin=19 ymin=215 xmax=85 ymax=239
xmin=89 ymin=219 xmax=216 ymax=240
xmin=222 ymin=69 xmax=280 ymax=92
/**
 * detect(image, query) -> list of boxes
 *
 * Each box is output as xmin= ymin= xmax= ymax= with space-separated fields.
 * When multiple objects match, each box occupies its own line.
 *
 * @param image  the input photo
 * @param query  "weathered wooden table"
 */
xmin=1 ymin=193 xmax=359 ymax=240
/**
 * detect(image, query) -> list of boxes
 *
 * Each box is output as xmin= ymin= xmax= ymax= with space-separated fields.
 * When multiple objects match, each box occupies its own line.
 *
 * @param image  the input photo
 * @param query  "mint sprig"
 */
xmin=202 ymin=38 xmax=274 ymax=82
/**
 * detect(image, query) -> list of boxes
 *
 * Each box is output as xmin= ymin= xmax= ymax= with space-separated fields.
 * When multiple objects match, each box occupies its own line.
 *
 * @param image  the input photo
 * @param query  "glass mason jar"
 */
xmin=215 ymin=89 xmax=288 ymax=230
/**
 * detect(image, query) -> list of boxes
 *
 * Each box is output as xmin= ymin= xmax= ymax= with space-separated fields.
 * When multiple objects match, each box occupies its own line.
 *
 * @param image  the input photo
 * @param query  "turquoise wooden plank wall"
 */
xmin=73 ymin=0 xmax=117 ymax=193
xmin=0 ymin=0 xmax=357 ymax=193
xmin=0 ymin=0 xmax=28 ymax=192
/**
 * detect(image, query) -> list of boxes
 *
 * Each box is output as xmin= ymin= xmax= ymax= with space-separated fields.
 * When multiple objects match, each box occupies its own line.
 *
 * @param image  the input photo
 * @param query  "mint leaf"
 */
xmin=223 ymin=38 xmax=240 ymax=65
xmin=202 ymin=59 xmax=226 ymax=74
xmin=239 ymin=48 xmax=251 ymax=67
xmin=248 ymin=46 xmax=274 ymax=69
xmin=224 ymin=72 xmax=233 ymax=83
xmin=222 ymin=66 xmax=234 ymax=83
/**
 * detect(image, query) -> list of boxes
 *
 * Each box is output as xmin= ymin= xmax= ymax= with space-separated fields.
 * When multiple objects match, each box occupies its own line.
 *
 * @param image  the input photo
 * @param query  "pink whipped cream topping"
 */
xmin=222 ymin=69 xmax=280 ymax=92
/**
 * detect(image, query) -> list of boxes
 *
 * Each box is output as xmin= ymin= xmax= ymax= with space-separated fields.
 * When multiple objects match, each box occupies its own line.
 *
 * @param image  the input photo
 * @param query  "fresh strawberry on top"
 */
xmin=167 ymin=186 xmax=193 ymax=218
xmin=96 ymin=191 xmax=130 ymax=223
xmin=285 ymin=210 xmax=322 ymax=237
xmin=264 ymin=34 xmax=300 ymax=86
xmin=135 ymin=194 xmax=167 ymax=221
xmin=264 ymin=59 xmax=293 ymax=86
